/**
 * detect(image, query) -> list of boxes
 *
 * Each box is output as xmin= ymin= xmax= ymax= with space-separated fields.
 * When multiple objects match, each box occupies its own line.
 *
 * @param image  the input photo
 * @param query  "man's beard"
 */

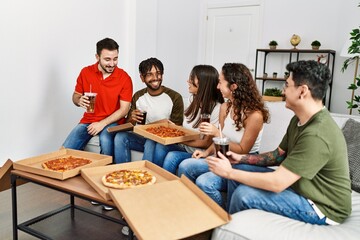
xmin=99 ymin=62 xmax=115 ymax=74
xmin=145 ymin=79 xmax=162 ymax=91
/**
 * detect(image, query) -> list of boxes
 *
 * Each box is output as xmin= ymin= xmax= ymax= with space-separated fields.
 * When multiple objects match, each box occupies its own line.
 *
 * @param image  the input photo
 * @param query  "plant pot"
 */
xmin=312 ymin=46 xmax=320 ymax=50
xmin=262 ymin=96 xmax=284 ymax=102
xmin=269 ymin=45 xmax=277 ymax=50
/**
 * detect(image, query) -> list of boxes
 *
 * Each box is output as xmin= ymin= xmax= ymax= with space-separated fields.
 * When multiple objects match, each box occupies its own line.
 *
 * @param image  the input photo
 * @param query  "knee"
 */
xmin=114 ymin=133 xmax=128 ymax=145
xmin=177 ymin=159 xmax=192 ymax=176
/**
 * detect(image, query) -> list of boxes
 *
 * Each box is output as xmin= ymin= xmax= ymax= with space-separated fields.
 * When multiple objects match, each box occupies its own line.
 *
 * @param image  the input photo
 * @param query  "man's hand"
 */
xmin=87 ymin=122 xmax=106 ymax=136
xmin=225 ymin=151 xmax=245 ymax=164
xmin=206 ymin=151 xmax=233 ymax=178
xmin=131 ymin=109 xmax=144 ymax=124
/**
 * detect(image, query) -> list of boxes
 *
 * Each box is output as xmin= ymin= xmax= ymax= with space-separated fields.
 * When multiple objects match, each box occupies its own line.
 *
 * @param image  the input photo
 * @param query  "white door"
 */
xmin=205 ymin=5 xmax=261 ymax=73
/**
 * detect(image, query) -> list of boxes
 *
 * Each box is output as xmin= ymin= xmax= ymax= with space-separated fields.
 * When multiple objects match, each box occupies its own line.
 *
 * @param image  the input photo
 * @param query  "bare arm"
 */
xmin=87 ymin=100 xmax=131 ymax=136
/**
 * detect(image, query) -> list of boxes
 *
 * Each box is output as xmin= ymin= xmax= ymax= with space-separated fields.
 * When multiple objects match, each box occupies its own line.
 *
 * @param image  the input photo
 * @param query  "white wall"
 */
xmin=1 ymin=0 xmax=359 ymax=166
xmin=0 ymin=0 xmax=133 ymax=164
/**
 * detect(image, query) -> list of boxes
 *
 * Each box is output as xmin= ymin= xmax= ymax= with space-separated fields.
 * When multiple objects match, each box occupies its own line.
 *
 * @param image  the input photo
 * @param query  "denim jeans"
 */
xmin=227 ymin=164 xmax=327 ymax=225
xmin=153 ymin=143 xmax=187 ymax=169
xmin=162 ymin=150 xmax=192 ymax=174
xmin=177 ymin=157 xmax=226 ymax=207
xmin=177 ymin=158 xmax=209 ymax=182
xmin=114 ymin=131 xmax=156 ymax=164
xmin=63 ymin=123 xmax=117 ymax=156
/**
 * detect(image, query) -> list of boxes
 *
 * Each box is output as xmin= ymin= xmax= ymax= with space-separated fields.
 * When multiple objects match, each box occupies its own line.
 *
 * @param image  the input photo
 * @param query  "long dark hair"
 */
xmin=185 ymin=65 xmax=224 ymax=128
xmin=222 ymin=63 xmax=269 ymax=130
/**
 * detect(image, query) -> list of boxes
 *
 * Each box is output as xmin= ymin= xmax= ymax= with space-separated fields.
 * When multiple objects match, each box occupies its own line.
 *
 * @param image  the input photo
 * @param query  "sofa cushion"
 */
xmin=211 ymin=191 xmax=360 ymax=240
xmin=342 ymin=118 xmax=360 ymax=193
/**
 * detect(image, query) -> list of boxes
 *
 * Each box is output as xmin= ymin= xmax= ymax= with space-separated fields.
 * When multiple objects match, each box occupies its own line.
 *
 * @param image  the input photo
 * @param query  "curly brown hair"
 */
xmin=222 ymin=63 xmax=270 ymax=130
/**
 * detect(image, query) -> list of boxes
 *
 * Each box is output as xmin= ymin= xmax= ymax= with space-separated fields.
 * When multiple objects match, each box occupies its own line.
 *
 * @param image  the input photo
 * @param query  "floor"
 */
xmin=0 ymin=182 xmax=212 ymax=240
xmin=0 ymin=182 xmax=128 ymax=240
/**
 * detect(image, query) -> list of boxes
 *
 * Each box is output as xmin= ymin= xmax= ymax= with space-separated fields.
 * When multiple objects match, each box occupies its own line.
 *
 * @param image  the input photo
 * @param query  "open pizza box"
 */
xmin=133 ymin=122 xmax=200 ymax=145
xmin=13 ymin=148 xmax=112 ymax=180
xmin=0 ymin=159 xmax=27 ymax=191
xmin=81 ymin=160 xmax=178 ymax=201
xmin=109 ymin=175 xmax=231 ymax=240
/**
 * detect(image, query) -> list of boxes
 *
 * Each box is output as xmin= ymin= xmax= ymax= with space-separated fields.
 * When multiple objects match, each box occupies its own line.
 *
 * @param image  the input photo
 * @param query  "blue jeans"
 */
xmin=177 ymin=158 xmax=209 ymax=182
xmin=153 ymin=143 xmax=187 ymax=169
xmin=228 ymin=164 xmax=327 ymax=225
xmin=63 ymin=123 xmax=117 ymax=156
xmin=163 ymin=150 xmax=192 ymax=174
xmin=177 ymin=158 xmax=226 ymax=207
xmin=114 ymin=132 xmax=156 ymax=164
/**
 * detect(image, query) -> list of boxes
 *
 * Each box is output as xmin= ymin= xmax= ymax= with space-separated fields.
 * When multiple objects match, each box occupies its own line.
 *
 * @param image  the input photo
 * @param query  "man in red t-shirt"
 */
xmin=63 ymin=38 xmax=133 ymax=157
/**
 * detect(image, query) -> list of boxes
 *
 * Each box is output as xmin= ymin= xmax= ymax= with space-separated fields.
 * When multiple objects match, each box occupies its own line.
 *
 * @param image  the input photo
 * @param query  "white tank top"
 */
xmin=222 ymin=110 xmax=263 ymax=154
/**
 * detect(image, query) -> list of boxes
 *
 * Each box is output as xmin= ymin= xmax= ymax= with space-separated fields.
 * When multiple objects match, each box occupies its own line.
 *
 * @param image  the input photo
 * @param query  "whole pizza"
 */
xmin=102 ymin=169 xmax=156 ymax=189
xmin=42 ymin=156 xmax=92 ymax=172
xmin=146 ymin=126 xmax=185 ymax=138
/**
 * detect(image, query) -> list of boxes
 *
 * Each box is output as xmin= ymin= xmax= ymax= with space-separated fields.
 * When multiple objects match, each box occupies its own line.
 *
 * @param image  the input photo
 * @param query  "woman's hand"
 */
xmin=199 ymin=122 xmax=219 ymax=137
xmin=192 ymin=150 xmax=208 ymax=159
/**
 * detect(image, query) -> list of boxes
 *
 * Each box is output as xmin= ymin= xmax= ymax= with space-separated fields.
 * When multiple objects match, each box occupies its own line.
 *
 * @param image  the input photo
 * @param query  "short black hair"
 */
xmin=286 ymin=60 xmax=331 ymax=100
xmin=138 ymin=57 xmax=164 ymax=76
xmin=96 ymin=38 xmax=119 ymax=56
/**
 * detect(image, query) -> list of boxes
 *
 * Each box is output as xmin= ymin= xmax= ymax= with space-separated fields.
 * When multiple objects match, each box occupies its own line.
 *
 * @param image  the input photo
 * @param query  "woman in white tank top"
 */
xmin=178 ymin=63 xmax=269 ymax=208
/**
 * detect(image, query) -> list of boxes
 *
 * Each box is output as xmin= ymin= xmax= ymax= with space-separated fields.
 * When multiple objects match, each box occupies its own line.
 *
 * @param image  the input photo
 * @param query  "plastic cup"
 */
xmin=200 ymin=113 xmax=211 ymax=139
xmin=213 ymin=137 xmax=229 ymax=157
xmin=84 ymin=92 xmax=97 ymax=113
xmin=138 ymin=110 xmax=147 ymax=125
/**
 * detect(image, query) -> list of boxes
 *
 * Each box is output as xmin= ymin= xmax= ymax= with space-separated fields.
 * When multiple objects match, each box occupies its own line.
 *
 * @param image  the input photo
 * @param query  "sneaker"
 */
xmin=90 ymin=201 xmax=100 ymax=205
xmin=121 ymin=226 xmax=129 ymax=236
xmin=121 ymin=226 xmax=135 ymax=237
xmin=103 ymin=205 xmax=114 ymax=211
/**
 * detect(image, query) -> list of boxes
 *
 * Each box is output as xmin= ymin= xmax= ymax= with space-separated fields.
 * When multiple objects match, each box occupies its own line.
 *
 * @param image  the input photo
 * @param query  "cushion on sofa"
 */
xmin=342 ymin=118 xmax=360 ymax=193
xmin=211 ymin=191 xmax=360 ymax=240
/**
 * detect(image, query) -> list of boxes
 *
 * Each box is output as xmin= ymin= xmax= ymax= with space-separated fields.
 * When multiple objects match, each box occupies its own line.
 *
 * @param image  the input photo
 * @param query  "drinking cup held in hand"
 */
xmin=213 ymin=137 xmax=230 ymax=158
xmin=84 ymin=92 xmax=97 ymax=113
xmin=200 ymin=113 xmax=211 ymax=139
xmin=138 ymin=110 xmax=147 ymax=125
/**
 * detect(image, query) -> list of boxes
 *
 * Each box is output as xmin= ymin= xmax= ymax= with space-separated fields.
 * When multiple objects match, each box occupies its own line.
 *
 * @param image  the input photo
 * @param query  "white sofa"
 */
xmin=84 ymin=102 xmax=360 ymax=240
xmin=211 ymin=102 xmax=360 ymax=240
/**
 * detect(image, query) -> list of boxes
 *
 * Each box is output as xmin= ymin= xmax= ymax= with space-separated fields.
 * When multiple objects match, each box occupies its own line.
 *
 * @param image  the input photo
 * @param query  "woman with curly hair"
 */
xmin=150 ymin=65 xmax=224 ymax=170
xmin=178 ymin=63 xmax=269 ymax=209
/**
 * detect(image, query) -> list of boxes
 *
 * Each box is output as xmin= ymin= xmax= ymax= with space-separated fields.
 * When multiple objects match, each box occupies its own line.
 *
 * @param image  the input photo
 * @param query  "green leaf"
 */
xmin=348 ymin=84 xmax=357 ymax=90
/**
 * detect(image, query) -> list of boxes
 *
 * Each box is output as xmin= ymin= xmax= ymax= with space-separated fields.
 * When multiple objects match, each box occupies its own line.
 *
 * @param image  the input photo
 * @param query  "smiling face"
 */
xmin=187 ymin=75 xmax=199 ymax=95
xmin=96 ymin=49 xmax=118 ymax=74
xmin=217 ymin=71 xmax=233 ymax=100
xmin=141 ymin=65 xmax=163 ymax=91
xmin=282 ymin=73 xmax=300 ymax=110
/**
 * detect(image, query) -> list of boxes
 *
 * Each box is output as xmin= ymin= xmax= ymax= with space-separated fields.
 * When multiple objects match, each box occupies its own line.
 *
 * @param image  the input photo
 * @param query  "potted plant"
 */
xmin=263 ymin=88 xmax=284 ymax=101
xmin=272 ymin=72 xmax=278 ymax=78
xmin=341 ymin=26 xmax=360 ymax=115
xmin=311 ymin=40 xmax=321 ymax=50
xmin=269 ymin=40 xmax=278 ymax=50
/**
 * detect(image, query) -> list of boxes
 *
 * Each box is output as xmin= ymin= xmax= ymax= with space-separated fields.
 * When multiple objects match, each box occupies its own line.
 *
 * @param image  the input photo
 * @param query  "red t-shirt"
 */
xmin=74 ymin=63 xmax=133 ymax=124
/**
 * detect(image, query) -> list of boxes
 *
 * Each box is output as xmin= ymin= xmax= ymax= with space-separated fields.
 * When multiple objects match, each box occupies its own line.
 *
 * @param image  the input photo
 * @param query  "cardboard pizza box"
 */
xmin=81 ymin=160 xmax=178 ymax=201
xmin=107 ymin=122 xmax=134 ymax=133
xmin=133 ymin=122 xmax=200 ymax=145
xmin=13 ymin=148 xmax=112 ymax=180
xmin=109 ymin=175 xmax=231 ymax=240
xmin=0 ymin=159 xmax=27 ymax=191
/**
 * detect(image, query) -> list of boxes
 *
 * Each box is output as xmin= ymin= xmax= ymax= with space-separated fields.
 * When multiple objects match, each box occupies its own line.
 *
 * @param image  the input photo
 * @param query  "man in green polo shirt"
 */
xmin=206 ymin=60 xmax=351 ymax=225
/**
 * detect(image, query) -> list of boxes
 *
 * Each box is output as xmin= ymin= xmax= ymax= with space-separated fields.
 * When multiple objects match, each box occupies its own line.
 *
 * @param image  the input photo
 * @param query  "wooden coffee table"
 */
xmin=11 ymin=170 xmax=133 ymax=240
